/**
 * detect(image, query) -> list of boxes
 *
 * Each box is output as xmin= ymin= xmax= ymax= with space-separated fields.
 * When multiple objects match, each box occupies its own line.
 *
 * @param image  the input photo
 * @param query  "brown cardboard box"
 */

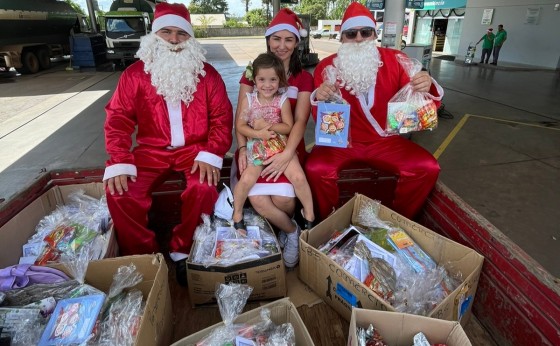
xmin=51 ymin=254 xmax=173 ymax=346
xmin=299 ymin=194 xmax=484 ymax=325
xmin=172 ymin=298 xmax=314 ymax=345
xmin=0 ymin=183 xmax=118 ymax=268
xmin=348 ymin=308 xmax=471 ymax=346
xmin=186 ymin=250 xmax=286 ymax=306
xmin=186 ymin=221 xmax=287 ymax=306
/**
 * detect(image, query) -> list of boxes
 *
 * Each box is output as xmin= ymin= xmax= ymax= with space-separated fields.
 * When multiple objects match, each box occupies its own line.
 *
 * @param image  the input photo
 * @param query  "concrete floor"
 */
xmin=0 ymin=37 xmax=558 ymax=279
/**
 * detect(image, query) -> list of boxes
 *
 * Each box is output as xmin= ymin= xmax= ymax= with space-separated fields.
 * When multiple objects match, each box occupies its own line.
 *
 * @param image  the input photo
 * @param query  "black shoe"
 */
xmin=175 ymin=259 xmax=188 ymax=287
xmin=490 ymin=62 xmax=497 ymax=65
xmin=300 ymin=209 xmax=314 ymax=230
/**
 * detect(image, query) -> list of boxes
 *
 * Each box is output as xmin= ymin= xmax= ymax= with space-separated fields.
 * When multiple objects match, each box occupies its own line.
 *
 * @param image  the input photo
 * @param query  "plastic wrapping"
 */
xmin=191 ymin=210 xmax=279 ymax=267
xmin=96 ymin=289 xmax=144 ymax=346
xmin=0 ymin=307 xmax=45 ymax=346
xmin=322 ymin=65 xmax=345 ymax=103
xmin=356 ymin=324 xmax=388 ymax=346
xmin=322 ymin=198 xmax=464 ymax=315
xmin=27 ymin=190 xmax=110 ymax=265
xmin=88 ymin=264 xmax=144 ymax=346
xmin=196 ymin=283 xmax=296 ymax=346
xmin=386 ymin=55 xmax=440 ymax=134
xmin=0 ymin=280 xmax=82 ymax=307
xmin=196 ymin=283 xmax=253 ymax=345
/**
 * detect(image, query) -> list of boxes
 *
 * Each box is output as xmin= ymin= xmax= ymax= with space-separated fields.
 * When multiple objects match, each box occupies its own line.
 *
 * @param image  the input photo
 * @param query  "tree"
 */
xmin=241 ymin=0 xmax=251 ymax=13
xmin=294 ymin=0 xmax=329 ymax=25
xmin=329 ymin=0 xmax=353 ymax=20
xmin=244 ymin=8 xmax=268 ymax=27
xmin=188 ymin=0 xmax=229 ymax=14
xmin=64 ymin=0 xmax=85 ymax=15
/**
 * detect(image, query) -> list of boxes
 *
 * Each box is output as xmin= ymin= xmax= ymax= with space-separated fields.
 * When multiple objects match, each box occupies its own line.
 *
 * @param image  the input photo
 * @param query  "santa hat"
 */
xmin=487 ymin=28 xmax=493 ymax=31
xmin=152 ymin=2 xmax=195 ymax=38
xmin=341 ymin=2 xmax=377 ymax=32
xmin=265 ymin=8 xmax=307 ymax=40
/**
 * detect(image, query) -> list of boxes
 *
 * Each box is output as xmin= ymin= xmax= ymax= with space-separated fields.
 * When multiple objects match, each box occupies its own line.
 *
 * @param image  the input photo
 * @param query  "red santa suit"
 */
xmin=104 ymin=60 xmax=233 ymax=256
xmin=235 ymin=71 xmax=314 ymax=196
xmin=306 ymin=48 xmax=441 ymax=220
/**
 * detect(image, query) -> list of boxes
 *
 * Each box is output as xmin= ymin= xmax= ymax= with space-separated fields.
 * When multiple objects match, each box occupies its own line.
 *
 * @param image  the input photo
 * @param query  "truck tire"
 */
xmin=21 ymin=51 xmax=40 ymax=74
xmin=37 ymin=48 xmax=51 ymax=70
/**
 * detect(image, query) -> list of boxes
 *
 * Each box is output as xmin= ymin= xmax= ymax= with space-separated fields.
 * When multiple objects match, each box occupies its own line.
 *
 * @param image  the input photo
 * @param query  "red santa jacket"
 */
xmin=104 ymin=60 xmax=233 ymax=169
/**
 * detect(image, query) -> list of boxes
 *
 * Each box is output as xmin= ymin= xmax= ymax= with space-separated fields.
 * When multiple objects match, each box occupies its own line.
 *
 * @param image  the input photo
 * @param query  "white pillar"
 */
xmin=381 ymin=1 xmax=406 ymax=49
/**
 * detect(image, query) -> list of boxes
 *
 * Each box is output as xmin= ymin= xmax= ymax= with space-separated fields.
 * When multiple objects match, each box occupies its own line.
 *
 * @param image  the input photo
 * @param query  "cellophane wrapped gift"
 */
xmin=195 ymin=283 xmax=295 ymax=346
xmin=386 ymin=55 xmax=442 ymax=134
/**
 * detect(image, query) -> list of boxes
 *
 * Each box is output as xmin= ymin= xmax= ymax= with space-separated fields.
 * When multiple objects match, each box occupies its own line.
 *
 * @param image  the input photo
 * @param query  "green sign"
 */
xmin=421 ymin=0 xmax=467 ymax=10
xmin=365 ymin=0 xmax=385 ymax=10
xmin=406 ymin=0 xmax=424 ymax=9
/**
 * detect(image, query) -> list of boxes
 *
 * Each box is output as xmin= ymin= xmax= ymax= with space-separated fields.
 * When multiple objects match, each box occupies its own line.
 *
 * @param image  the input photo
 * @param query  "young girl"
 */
xmin=233 ymin=52 xmax=315 ymax=233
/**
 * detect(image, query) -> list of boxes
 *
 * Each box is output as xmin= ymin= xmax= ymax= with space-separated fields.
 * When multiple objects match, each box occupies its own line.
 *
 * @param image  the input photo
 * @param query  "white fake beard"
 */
xmin=334 ymin=40 xmax=381 ymax=95
xmin=137 ymin=34 xmax=206 ymax=106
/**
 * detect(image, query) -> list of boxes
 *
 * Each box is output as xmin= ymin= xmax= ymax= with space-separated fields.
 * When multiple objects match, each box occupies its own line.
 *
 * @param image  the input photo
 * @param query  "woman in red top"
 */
xmin=233 ymin=8 xmax=313 ymax=267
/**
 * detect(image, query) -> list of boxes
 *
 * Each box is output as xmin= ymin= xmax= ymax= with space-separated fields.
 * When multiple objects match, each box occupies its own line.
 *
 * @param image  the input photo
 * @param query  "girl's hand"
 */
xmin=256 ymin=124 xmax=276 ymax=140
xmin=261 ymin=150 xmax=293 ymax=181
xmin=238 ymin=146 xmax=248 ymax=174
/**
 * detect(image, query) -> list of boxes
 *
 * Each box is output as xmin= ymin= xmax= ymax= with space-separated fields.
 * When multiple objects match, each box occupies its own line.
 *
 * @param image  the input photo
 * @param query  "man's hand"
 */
xmin=261 ymin=149 xmax=293 ymax=181
xmin=410 ymin=71 xmax=433 ymax=93
xmin=192 ymin=160 xmax=220 ymax=186
xmin=316 ymin=82 xmax=339 ymax=102
xmin=104 ymin=174 xmax=136 ymax=195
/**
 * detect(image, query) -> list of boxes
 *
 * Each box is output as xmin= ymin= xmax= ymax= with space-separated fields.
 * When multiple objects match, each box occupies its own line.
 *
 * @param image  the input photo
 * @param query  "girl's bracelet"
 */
xmin=238 ymin=145 xmax=247 ymax=150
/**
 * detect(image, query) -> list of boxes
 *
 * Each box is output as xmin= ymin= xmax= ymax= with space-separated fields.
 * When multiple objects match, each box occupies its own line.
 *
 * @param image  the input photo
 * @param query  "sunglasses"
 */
xmin=343 ymin=27 xmax=375 ymax=40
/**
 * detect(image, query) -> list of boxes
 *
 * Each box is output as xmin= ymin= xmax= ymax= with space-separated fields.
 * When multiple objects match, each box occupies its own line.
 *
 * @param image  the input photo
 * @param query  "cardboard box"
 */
xmin=172 ymin=298 xmax=314 ymax=345
xmin=299 ymin=194 xmax=484 ymax=325
xmin=348 ymin=308 xmax=471 ymax=346
xmin=186 ymin=223 xmax=286 ymax=306
xmin=51 ymin=254 xmax=173 ymax=346
xmin=0 ymin=183 xmax=118 ymax=268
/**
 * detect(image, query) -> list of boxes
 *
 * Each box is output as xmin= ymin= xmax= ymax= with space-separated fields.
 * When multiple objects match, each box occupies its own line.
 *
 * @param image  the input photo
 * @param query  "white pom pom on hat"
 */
xmin=265 ymin=8 xmax=307 ymax=40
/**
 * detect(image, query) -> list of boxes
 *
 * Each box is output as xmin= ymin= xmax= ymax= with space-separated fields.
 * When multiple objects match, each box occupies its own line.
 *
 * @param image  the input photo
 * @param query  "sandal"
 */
xmin=233 ymin=218 xmax=247 ymax=235
xmin=301 ymin=209 xmax=314 ymax=230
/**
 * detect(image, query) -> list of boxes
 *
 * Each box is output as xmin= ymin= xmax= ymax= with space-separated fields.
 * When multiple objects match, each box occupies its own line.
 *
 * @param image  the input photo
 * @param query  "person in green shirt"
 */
xmin=491 ymin=24 xmax=507 ymax=65
xmin=477 ymin=28 xmax=495 ymax=64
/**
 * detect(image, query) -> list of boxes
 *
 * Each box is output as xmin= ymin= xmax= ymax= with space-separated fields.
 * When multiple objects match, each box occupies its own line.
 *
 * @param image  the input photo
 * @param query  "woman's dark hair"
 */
xmin=252 ymin=52 xmax=289 ymax=89
xmin=265 ymin=34 xmax=303 ymax=76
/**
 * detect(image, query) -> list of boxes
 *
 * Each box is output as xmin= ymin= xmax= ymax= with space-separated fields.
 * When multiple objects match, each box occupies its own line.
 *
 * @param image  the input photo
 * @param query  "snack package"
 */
xmin=315 ymin=65 xmax=351 ymax=148
xmin=247 ymin=134 xmax=287 ymax=166
xmin=386 ymin=55 xmax=443 ymax=134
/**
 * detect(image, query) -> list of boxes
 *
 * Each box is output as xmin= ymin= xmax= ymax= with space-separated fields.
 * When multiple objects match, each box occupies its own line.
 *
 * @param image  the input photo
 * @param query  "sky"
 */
xmin=78 ymin=0 xmax=263 ymax=18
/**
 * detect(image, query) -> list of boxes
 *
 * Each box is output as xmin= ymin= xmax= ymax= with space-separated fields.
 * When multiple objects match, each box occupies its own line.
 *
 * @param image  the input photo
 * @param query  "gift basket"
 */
xmin=317 ymin=198 xmax=462 ymax=315
xmin=386 ymin=55 xmax=443 ymax=135
xmin=20 ymin=190 xmax=112 ymax=266
xmin=194 ymin=283 xmax=296 ymax=346
xmin=191 ymin=210 xmax=280 ymax=268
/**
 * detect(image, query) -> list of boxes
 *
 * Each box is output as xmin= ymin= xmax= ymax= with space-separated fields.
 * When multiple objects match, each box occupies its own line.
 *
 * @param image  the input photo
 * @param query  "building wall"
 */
xmin=460 ymin=0 xmax=560 ymax=68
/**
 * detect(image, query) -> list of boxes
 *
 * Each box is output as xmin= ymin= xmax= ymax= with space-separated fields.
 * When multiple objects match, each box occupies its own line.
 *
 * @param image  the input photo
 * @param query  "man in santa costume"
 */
xmin=306 ymin=2 xmax=443 ymax=221
xmin=103 ymin=2 xmax=232 ymax=285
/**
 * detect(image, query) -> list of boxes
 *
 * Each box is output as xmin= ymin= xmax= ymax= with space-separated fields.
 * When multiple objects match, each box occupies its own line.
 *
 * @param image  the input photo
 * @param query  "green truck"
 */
xmin=101 ymin=0 xmax=164 ymax=64
xmin=0 ymin=0 xmax=89 ymax=76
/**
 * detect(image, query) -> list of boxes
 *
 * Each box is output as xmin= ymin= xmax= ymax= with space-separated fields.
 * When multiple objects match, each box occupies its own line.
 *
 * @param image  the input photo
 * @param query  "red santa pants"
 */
xmin=305 ymin=136 xmax=440 ymax=221
xmin=106 ymin=146 xmax=218 ymax=256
